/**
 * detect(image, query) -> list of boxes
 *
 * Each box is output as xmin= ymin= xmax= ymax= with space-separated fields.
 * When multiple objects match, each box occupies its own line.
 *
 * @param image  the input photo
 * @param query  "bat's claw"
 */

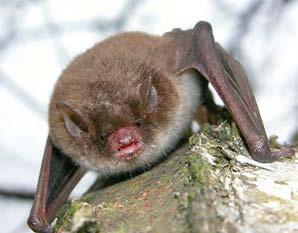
xmin=251 ymin=137 xmax=295 ymax=163
xmin=271 ymin=147 xmax=295 ymax=160
xmin=27 ymin=214 xmax=53 ymax=233
xmin=250 ymin=137 xmax=272 ymax=162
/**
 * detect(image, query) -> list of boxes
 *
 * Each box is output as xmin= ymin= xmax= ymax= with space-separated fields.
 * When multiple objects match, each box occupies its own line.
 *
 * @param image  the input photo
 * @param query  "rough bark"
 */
xmin=55 ymin=121 xmax=298 ymax=233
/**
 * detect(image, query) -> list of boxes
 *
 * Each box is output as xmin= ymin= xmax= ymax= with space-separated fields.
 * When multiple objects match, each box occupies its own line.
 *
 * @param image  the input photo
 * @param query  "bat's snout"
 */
xmin=108 ymin=126 xmax=143 ymax=160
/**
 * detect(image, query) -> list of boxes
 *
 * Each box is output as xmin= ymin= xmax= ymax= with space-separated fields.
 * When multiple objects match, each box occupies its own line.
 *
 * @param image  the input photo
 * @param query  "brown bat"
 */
xmin=27 ymin=21 xmax=293 ymax=232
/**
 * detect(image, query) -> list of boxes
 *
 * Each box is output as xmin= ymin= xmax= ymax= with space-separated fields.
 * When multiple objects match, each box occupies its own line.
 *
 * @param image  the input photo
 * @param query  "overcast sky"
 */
xmin=0 ymin=1 xmax=297 ymax=232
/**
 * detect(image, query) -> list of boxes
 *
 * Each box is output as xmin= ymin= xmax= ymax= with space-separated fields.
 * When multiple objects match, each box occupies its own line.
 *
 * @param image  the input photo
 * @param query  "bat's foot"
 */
xmin=251 ymin=137 xmax=295 ymax=163
xmin=27 ymin=214 xmax=53 ymax=233
xmin=195 ymin=105 xmax=224 ymax=126
xmin=271 ymin=147 xmax=295 ymax=160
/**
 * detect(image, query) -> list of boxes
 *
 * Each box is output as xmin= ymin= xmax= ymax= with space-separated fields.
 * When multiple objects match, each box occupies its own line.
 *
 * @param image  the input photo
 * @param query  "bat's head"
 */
xmin=48 ymin=55 xmax=181 ymax=175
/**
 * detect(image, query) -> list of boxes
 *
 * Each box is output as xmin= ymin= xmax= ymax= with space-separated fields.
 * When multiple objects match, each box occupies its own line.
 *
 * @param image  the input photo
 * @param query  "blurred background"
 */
xmin=0 ymin=0 xmax=297 ymax=232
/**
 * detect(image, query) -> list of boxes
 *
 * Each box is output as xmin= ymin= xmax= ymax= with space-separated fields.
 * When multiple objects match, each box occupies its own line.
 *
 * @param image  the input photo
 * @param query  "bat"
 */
xmin=27 ymin=21 xmax=294 ymax=233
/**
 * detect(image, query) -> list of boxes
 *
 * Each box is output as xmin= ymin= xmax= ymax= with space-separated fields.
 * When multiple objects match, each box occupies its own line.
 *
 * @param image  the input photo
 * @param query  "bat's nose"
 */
xmin=117 ymin=129 xmax=133 ymax=146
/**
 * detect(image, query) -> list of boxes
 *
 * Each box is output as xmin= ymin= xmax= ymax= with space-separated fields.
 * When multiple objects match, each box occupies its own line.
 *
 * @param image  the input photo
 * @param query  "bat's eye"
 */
xmin=135 ymin=121 xmax=142 ymax=127
xmin=100 ymin=134 xmax=107 ymax=141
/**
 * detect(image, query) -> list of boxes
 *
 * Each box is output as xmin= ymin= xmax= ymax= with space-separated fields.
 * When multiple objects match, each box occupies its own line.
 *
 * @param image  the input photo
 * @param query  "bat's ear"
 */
xmin=138 ymin=76 xmax=158 ymax=113
xmin=56 ymin=102 xmax=88 ymax=138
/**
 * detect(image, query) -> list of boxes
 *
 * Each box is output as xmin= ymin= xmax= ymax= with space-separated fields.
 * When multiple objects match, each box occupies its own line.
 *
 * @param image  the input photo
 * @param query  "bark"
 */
xmin=55 ymin=121 xmax=298 ymax=233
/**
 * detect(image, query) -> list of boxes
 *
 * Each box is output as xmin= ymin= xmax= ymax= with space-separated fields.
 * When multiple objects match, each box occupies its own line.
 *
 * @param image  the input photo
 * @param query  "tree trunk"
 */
xmin=55 ymin=122 xmax=298 ymax=233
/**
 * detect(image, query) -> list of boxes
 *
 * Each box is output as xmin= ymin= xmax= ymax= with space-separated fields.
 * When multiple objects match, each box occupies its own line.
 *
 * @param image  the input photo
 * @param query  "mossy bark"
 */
xmin=55 ymin=122 xmax=298 ymax=233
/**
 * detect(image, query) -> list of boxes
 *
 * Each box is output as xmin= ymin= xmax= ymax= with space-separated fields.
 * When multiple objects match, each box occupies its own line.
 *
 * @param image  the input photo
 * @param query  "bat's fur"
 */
xmin=49 ymin=32 xmax=203 ymax=175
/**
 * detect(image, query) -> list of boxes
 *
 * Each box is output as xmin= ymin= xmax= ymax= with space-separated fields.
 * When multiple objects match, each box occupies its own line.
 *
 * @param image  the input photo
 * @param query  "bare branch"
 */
xmin=0 ymin=0 xmax=144 ymax=52
xmin=0 ymin=188 xmax=34 ymax=200
xmin=0 ymin=69 xmax=46 ymax=117
xmin=227 ymin=0 xmax=263 ymax=55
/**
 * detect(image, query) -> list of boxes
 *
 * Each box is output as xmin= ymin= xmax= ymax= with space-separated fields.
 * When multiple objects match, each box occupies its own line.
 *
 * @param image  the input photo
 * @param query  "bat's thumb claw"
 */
xmin=251 ymin=137 xmax=274 ymax=163
xmin=27 ymin=214 xmax=53 ymax=233
xmin=251 ymin=137 xmax=295 ymax=163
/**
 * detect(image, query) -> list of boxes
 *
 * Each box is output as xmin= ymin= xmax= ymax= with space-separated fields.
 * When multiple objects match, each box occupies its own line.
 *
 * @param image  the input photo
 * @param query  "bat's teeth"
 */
xmin=113 ymin=141 xmax=142 ymax=160
xmin=127 ymin=149 xmax=133 ymax=154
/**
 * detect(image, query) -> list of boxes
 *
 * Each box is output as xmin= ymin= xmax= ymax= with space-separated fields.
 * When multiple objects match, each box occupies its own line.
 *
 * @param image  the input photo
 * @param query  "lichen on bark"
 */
xmin=55 ymin=120 xmax=298 ymax=233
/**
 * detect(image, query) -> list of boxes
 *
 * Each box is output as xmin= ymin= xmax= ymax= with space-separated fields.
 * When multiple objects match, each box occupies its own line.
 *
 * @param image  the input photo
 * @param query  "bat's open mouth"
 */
xmin=108 ymin=126 xmax=143 ymax=160
xmin=113 ymin=141 xmax=143 ymax=160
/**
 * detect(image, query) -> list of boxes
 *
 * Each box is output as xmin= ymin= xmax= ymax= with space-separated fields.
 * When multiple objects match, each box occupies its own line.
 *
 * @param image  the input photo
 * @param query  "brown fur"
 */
xmin=48 ymin=32 xmax=201 ymax=175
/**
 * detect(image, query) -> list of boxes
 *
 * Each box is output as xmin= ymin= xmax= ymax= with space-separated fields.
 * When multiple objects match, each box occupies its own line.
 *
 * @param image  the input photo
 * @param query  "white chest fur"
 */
xmin=149 ymin=70 xmax=203 ymax=161
xmin=173 ymin=70 xmax=203 ymax=125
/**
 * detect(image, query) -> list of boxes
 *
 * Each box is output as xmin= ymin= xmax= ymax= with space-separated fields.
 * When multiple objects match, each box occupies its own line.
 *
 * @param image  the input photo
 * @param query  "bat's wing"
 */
xmin=164 ymin=21 xmax=294 ymax=162
xmin=27 ymin=136 xmax=85 ymax=233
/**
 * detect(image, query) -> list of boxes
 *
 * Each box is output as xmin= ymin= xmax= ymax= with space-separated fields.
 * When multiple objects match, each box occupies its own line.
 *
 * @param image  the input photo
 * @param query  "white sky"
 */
xmin=0 ymin=0 xmax=297 ymax=232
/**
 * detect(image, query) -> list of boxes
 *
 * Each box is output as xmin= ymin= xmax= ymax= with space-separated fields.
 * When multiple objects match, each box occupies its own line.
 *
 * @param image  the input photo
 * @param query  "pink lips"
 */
xmin=113 ymin=141 xmax=143 ymax=160
xmin=107 ymin=126 xmax=143 ymax=160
